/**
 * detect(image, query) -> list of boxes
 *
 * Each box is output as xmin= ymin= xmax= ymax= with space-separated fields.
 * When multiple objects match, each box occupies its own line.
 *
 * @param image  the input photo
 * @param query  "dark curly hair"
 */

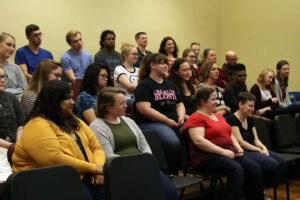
xmin=158 ymin=36 xmax=178 ymax=58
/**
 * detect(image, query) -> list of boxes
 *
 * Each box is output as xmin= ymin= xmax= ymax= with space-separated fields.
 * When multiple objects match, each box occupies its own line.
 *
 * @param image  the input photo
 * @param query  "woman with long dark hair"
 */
xmin=159 ymin=37 xmax=178 ymax=69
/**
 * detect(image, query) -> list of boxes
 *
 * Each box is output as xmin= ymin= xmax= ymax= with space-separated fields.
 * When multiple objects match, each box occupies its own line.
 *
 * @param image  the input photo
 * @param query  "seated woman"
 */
xmin=0 ymin=138 xmax=13 ymax=183
xmin=198 ymin=60 xmax=231 ymax=116
xmin=182 ymin=48 xmax=199 ymax=85
xmin=113 ymin=43 xmax=139 ymax=108
xmin=134 ymin=53 xmax=185 ymax=174
xmin=75 ymin=63 xmax=111 ymax=124
xmin=159 ymin=37 xmax=178 ymax=69
xmin=89 ymin=87 xmax=178 ymax=200
xmin=169 ymin=58 xmax=197 ymax=120
xmin=185 ymin=87 xmax=266 ymax=200
xmin=274 ymin=60 xmax=300 ymax=114
xmin=13 ymin=80 xmax=105 ymax=200
xmin=0 ymin=32 xmax=27 ymax=100
xmin=227 ymin=92 xmax=286 ymax=192
xmin=0 ymin=67 xmax=25 ymax=142
xmin=21 ymin=59 xmax=62 ymax=119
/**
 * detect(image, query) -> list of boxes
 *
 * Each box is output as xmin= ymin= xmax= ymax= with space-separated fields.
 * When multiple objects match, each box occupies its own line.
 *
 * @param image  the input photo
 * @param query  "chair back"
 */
xmin=6 ymin=165 xmax=83 ymax=200
xmin=104 ymin=153 xmax=164 ymax=200
xmin=295 ymin=113 xmax=300 ymax=142
xmin=142 ymin=130 xmax=168 ymax=171
xmin=274 ymin=114 xmax=299 ymax=148
xmin=253 ymin=118 xmax=273 ymax=149
xmin=178 ymin=126 xmax=192 ymax=174
xmin=71 ymin=78 xmax=83 ymax=101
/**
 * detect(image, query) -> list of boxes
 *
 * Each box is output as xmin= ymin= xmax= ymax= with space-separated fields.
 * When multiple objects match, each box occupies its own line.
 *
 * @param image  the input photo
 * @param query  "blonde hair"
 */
xmin=120 ymin=42 xmax=136 ymax=63
xmin=0 ymin=32 xmax=15 ymax=43
xmin=66 ymin=30 xmax=81 ymax=44
xmin=257 ymin=68 xmax=275 ymax=92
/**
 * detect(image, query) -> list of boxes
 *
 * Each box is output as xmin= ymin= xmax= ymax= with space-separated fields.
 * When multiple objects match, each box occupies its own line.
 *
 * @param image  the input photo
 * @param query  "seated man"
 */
xmin=94 ymin=30 xmax=122 ymax=76
xmin=135 ymin=32 xmax=151 ymax=67
xmin=224 ymin=63 xmax=248 ymax=113
xmin=222 ymin=50 xmax=238 ymax=81
xmin=61 ymin=30 xmax=93 ymax=82
xmin=15 ymin=24 xmax=53 ymax=81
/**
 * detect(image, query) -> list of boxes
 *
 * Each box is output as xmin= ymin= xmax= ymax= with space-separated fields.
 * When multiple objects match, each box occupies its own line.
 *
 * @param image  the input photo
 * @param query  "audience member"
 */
xmin=222 ymin=50 xmax=238 ymax=80
xmin=196 ymin=48 xmax=230 ymax=90
xmin=169 ymin=58 xmax=196 ymax=119
xmin=134 ymin=53 xmax=185 ymax=174
xmin=198 ymin=61 xmax=231 ymax=116
xmin=159 ymin=37 xmax=178 ymax=69
xmin=224 ymin=63 xmax=248 ymax=113
xmin=182 ymin=48 xmax=198 ymax=85
xmin=75 ymin=64 xmax=111 ymax=124
xmin=0 ymin=67 xmax=25 ymax=143
xmin=185 ymin=87 xmax=266 ymax=200
xmin=0 ymin=32 xmax=27 ymax=100
xmin=21 ymin=59 xmax=62 ymax=119
xmin=275 ymin=60 xmax=300 ymax=113
xmin=190 ymin=42 xmax=200 ymax=64
xmin=94 ymin=30 xmax=122 ymax=76
xmin=89 ymin=87 xmax=179 ymax=200
xmin=227 ymin=92 xmax=286 ymax=195
xmin=0 ymin=139 xmax=13 ymax=183
xmin=13 ymin=80 xmax=105 ymax=200
xmin=135 ymin=32 xmax=151 ymax=67
xmin=113 ymin=43 xmax=139 ymax=108
xmin=15 ymin=24 xmax=53 ymax=82
xmin=61 ymin=30 xmax=93 ymax=82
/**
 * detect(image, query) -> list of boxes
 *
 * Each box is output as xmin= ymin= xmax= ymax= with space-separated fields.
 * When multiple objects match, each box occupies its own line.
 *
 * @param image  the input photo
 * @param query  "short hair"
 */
xmin=190 ymin=42 xmax=200 ymax=47
xmin=257 ymin=68 xmax=275 ymax=92
xmin=158 ymin=36 xmax=178 ymax=58
xmin=135 ymin=32 xmax=146 ymax=40
xmin=30 ymin=80 xmax=80 ymax=133
xmin=192 ymin=87 xmax=215 ymax=108
xmin=182 ymin=48 xmax=195 ymax=58
xmin=120 ymin=42 xmax=136 ymax=63
xmin=66 ymin=30 xmax=81 ymax=44
xmin=276 ymin=60 xmax=289 ymax=88
xmin=96 ymin=87 xmax=126 ymax=118
xmin=80 ymin=63 xmax=111 ymax=95
xmin=0 ymin=32 xmax=15 ymax=43
xmin=237 ymin=92 xmax=256 ymax=105
xmin=100 ymin=30 xmax=116 ymax=49
xmin=25 ymin=24 xmax=40 ymax=36
xmin=138 ymin=53 xmax=168 ymax=83
xmin=232 ymin=63 xmax=246 ymax=73
xmin=198 ymin=60 xmax=216 ymax=83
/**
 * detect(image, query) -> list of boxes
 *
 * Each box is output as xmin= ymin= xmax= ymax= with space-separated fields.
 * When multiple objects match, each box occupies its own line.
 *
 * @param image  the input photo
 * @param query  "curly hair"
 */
xmin=158 ymin=36 xmax=178 ymax=58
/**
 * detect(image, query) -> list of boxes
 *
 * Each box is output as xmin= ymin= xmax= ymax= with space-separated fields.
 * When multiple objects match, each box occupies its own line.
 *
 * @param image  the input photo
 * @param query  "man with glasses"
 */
xmin=94 ymin=30 xmax=122 ymax=76
xmin=222 ymin=50 xmax=238 ymax=81
xmin=15 ymin=24 xmax=53 ymax=82
xmin=135 ymin=32 xmax=151 ymax=67
xmin=61 ymin=30 xmax=92 ymax=82
xmin=224 ymin=63 xmax=248 ymax=113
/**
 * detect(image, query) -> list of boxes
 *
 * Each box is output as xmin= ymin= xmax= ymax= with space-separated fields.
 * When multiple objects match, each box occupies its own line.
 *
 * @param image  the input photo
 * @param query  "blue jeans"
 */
xmin=159 ymin=171 xmax=179 ymax=200
xmin=284 ymin=100 xmax=300 ymax=114
xmin=196 ymin=154 xmax=265 ymax=200
xmin=139 ymin=122 xmax=181 ymax=174
xmin=244 ymin=150 xmax=286 ymax=188
xmin=82 ymin=174 xmax=105 ymax=200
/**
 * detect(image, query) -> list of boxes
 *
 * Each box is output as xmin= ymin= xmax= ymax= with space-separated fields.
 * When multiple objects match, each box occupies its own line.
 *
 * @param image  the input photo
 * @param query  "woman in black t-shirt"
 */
xmin=134 ymin=53 xmax=185 ymax=174
xmin=227 ymin=92 xmax=286 ymax=191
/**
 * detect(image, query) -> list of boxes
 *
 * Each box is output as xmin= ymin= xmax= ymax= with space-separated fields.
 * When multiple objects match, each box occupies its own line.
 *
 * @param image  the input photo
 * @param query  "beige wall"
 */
xmin=1 ymin=0 xmax=299 ymax=91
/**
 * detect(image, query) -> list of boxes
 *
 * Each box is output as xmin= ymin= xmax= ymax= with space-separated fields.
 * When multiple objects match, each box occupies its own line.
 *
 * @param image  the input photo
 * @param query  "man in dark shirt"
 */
xmin=135 ymin=32 xmax=151 ymax=67
xmin=224 ymin=63 xmax=247 ymax=113
xmin=222 ymin=50 xmax=238 ymax=81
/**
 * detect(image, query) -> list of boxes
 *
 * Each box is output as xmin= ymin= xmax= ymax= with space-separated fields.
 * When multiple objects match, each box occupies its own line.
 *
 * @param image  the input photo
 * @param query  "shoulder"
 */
xmin=16 ymin=46 xmax=27 ymax=53
xmin=39 ymin=47 xmax=52 ymax=55
xmin=226 ymin=114 xmax=239 ymax=125
xmin=81 ymin=49 xmax=92 ymax=56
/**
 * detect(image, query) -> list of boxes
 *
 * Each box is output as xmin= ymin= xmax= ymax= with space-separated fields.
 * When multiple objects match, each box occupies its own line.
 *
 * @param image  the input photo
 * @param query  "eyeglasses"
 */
xmin=0 ymin=74 xmax=8 ymax=79
xmin=50 ymin=72 xmax=62 ymax=79
xmin=99 ymin=74 xmax=109 ymax=79
xmin=131 ymin=53 xmax=139 ymax=56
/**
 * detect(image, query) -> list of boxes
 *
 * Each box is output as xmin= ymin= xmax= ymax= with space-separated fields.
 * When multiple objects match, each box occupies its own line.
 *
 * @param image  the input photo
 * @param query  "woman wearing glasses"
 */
xmin=113 ymin=43 xmax=139 ymax=109
xmin=75 ymin=63 xmax=111 ymax=124
xmin=21 ymin=58 xmax=63 ymax=119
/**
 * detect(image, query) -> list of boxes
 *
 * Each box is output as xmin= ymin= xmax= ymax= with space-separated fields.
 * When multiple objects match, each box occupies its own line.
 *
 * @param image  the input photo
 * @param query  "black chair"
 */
xmin=273 ymin=114 xmax=300 ymax=154
xmin=177 ymin=126 xmax=225 ymax=198
xmin=142 ymin=129 xmax=203 ymax=200
xmin=295 ymin=113 xmax=300 ymax=142
xmin=5 ymin=165 xmax=84 ymax=200
xmin=254 ymin=118 xmax=300 ymax=200
xmin=104 ymin=153 xmax=165 ymax=200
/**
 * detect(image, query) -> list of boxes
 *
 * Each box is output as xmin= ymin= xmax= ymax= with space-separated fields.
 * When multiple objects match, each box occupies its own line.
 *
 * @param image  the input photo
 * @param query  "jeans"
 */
xmin=196 ymin=154 xmax=265 ymax=200
xmin=139 ymin=122 xmax=181 ymax=174
xmin=159 ymin=171 xmax=179 ymax=200
xmin=82 ymin=174 xmax=105 ymax=200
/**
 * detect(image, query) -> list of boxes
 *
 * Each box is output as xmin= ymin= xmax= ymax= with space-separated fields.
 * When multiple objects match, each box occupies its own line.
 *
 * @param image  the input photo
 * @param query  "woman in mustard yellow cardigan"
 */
xmin=12 ymin=80 xmax=105 ymax=200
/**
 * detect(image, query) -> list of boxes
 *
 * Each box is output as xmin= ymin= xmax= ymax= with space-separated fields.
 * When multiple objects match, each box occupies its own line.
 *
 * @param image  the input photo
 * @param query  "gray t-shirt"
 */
xmin=94 ymin=49 xmax=122 ymax=75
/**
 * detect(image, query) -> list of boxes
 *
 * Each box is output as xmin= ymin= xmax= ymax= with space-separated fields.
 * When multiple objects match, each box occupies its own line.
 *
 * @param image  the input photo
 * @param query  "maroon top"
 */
xmin=184 ymin=112 xmax=235 ymax=168
xmin=250 ymin=83 xmax=278 ymax=111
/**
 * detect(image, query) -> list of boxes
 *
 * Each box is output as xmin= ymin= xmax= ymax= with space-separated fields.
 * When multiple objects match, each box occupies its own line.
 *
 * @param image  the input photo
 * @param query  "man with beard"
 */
xmin=94 ymin=30 xmax=122 ymax=76
xmin=135 ymin=32 xmax=151 ymax=67
xmin=15 ymin=24 xmax=53 ymax=82
xmin=61 ymin=30 xmax=92 ymax=82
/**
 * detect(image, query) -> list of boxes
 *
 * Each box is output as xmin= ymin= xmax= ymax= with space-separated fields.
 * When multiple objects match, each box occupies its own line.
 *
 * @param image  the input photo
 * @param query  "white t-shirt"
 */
xmin=0 ymin=148 xmax=12 ymax=181
xmin=114 ymin=65 xmax=139 ymax=99
xmin=259 ymin=86 xmax=272 ymax=101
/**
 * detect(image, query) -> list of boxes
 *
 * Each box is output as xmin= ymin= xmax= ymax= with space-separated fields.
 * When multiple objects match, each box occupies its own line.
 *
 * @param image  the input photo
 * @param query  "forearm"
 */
xmin=194 ymin=138 xmax=230 ymax=156
xmin=176 ymin=103 xmax=185 ymax=119
xmin=0 ymin=139 xmax=12 ymax=149
xmin=16 ymin=126 xmax=23 ymax=140
xmin=139 ymin=107 xmax=171 ymax=124
xmin=64 ymin=70 xmax=76 ymax=82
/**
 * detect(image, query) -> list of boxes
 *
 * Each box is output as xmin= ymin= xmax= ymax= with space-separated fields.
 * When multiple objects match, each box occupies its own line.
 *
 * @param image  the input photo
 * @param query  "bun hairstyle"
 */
xmin=120 ymin=42 xmax=136 ymax=63
xmin=192 ymin=87 xmax=215 ymax=108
